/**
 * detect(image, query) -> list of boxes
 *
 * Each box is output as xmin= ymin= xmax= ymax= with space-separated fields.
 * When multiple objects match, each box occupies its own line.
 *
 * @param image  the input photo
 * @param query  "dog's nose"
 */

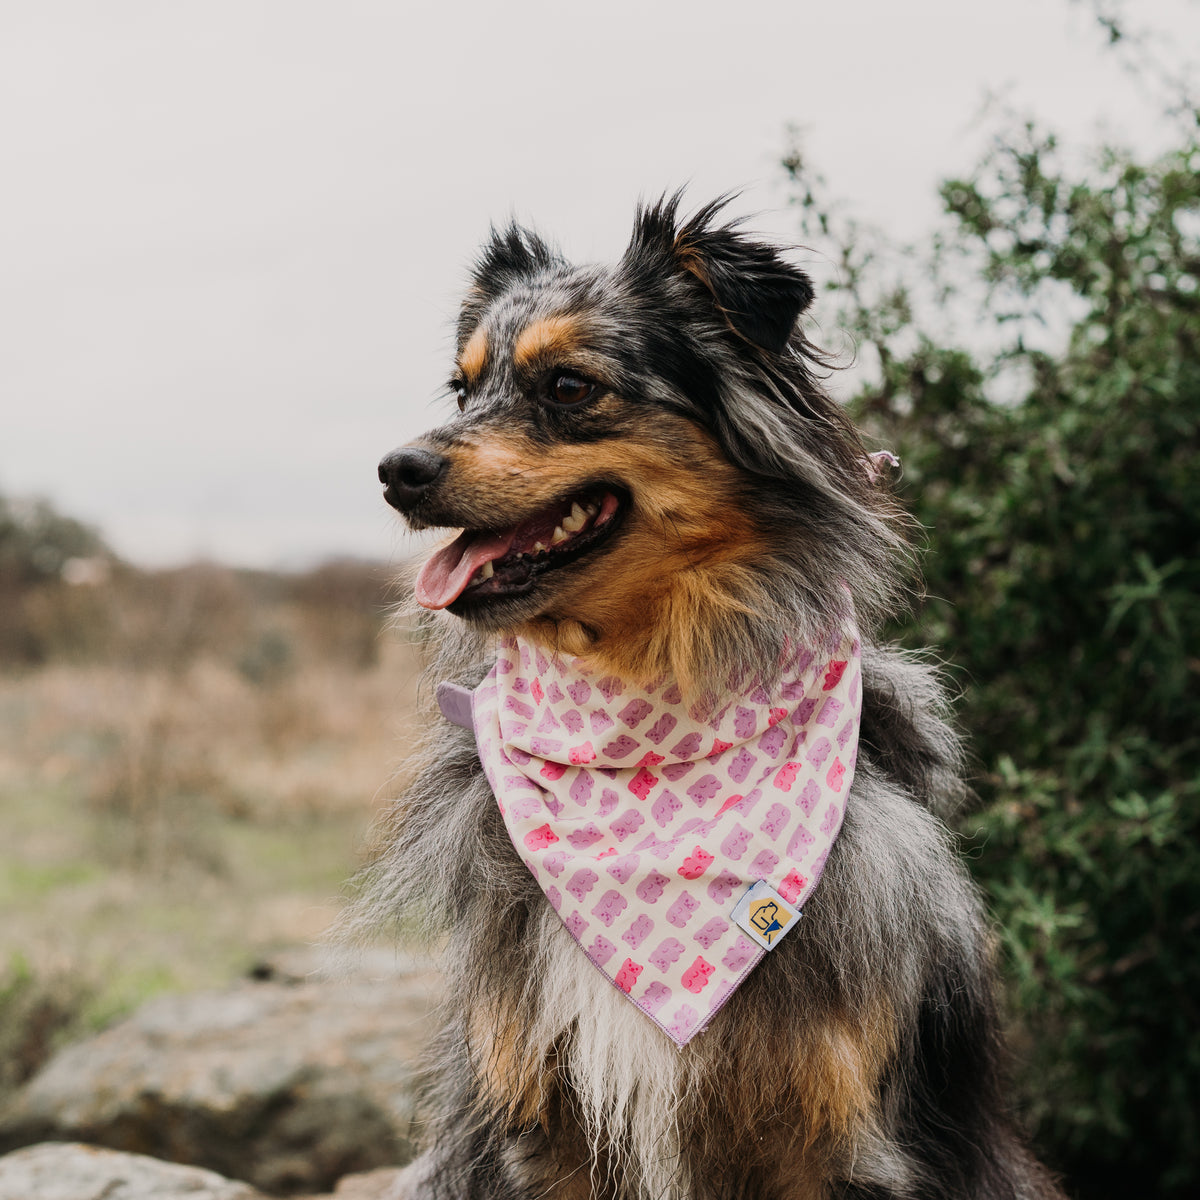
xmin=378 ymin=447 xmax=448 ymax=511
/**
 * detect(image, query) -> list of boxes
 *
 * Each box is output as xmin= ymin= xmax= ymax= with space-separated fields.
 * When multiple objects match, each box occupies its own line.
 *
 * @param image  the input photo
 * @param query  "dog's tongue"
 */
xmin=414 ymin=529 xmax=514 ymax=610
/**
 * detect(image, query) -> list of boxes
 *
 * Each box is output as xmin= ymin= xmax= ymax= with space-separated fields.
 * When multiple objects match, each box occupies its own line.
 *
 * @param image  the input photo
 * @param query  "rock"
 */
xmin=340 ymin=1156 xmax=432 ymax=1200
xmin=0 ymin=967 xmax=441 ymax=1196
xmin=0 ymin=1142 xmax=265 ymax=1199
xmin=0 ymin=1142 xmax=415 ymax=1200
xmin=322 ymin=1165 xmax=410 ymax=1197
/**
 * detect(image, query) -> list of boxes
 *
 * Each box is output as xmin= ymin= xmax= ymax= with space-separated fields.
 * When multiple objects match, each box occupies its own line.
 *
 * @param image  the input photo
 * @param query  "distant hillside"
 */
xmin=0 ymin=489 xmax=396 ymax=670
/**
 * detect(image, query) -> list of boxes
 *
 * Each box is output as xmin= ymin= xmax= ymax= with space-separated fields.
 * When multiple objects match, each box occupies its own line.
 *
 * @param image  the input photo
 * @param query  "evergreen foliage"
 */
xmin=785 ymin=102 xmax=1199 ymax=1200
xmin=0 ymin=493 xmax=105 ymax=584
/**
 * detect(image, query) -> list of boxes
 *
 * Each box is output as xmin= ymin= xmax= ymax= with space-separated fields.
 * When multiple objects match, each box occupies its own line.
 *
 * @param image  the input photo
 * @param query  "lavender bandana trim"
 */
xmin=463 ymin=631 xmax=862 ymax=1046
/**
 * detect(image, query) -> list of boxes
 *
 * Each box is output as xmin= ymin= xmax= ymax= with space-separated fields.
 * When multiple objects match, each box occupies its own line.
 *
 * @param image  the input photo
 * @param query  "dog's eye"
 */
xmin=549 ymin=373 xmax=595 ymax=407
xmin=450 ymin=380 xmax=468 ymax=411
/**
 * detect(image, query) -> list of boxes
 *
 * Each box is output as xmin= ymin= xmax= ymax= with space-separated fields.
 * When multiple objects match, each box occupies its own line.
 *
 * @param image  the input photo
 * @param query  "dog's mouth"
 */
xmin=414 ymin=486 xmax=627 ymax=612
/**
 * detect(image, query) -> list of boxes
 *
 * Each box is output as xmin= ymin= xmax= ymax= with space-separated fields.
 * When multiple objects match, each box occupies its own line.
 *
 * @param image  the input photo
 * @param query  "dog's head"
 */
xmin=380 ymin=195 xmax=906 ymax=688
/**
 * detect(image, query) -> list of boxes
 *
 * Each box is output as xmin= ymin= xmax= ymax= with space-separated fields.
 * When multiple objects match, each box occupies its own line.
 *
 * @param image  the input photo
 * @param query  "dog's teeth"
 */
xmin=584 ymin=503 xmax=598 ymax=519
xmin=533 ymin=541 xmax=548 ymax=554
xmin=562 ymin=503 xmax=586 ymax=533
xmin=479 ymin=561 xmax=494 ymax=580
xmin=551 ymin=525 xmax=569 ymax=546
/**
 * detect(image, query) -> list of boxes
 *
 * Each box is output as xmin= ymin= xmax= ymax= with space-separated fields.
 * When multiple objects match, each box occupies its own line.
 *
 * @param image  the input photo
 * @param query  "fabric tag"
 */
xmin=731 ymin=880 xmax=801 ymax=951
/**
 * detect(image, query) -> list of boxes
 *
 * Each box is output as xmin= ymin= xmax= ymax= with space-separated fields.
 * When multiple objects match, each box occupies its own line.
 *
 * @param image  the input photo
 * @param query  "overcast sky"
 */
xmin=3 ymin=0 xmax=1196 ymax=568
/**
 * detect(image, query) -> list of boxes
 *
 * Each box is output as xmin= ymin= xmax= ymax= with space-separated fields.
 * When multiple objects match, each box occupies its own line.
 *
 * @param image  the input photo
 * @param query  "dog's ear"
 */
xmin=625 ymin=195 xmax=815 ymax=354
xmin=458 ymin=223 xmax=559 ymax=344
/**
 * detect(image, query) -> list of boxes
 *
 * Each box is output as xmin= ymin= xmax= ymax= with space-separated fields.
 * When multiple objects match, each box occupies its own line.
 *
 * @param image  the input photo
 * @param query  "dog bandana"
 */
xmin=444 ymin=630 xmax=862 ymax=1046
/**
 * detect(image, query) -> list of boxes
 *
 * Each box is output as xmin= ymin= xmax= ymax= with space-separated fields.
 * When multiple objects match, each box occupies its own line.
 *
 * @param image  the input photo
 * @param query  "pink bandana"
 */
xmin=460 ymin=631 xmax=862 ymax=1046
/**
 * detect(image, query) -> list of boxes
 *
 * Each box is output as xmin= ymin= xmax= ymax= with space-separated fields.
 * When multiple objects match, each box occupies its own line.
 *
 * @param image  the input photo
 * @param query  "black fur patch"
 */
xmin=625 ymin=193 xmax=815 ymax=352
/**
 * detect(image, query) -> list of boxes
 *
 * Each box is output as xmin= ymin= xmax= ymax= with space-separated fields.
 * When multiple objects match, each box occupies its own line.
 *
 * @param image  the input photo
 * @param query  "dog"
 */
xmin=360 ymin=196 xmax=1064 ymax=1199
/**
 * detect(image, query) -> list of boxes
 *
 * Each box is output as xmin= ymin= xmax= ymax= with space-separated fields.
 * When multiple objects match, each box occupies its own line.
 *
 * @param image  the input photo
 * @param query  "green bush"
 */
xmin=0 ymin=494 xmax=105 ymax=586
xmin=0 ymin=494 xmax=112 ymax=665
xmin=786 ymin=106 xmax=1199 ymax=1200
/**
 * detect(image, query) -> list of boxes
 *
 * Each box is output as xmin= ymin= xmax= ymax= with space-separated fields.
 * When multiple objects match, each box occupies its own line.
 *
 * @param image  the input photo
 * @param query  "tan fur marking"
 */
xmin=468 ymin=1006 xmax=553 ymax=1128
xmin=452 ymin=437 xmax=533 ymax=478
xmin=527 ymin=417 xmax=770 ymax=691
xmin=434 ymin=412 xmax=769 ymax=691
xmin=687 ymin=997 xmax=897 ymax=1194
xmin=512 ymin=314 xmax=581 ymax=369
xmin=787 ymin=1008 xmax=894 ymax=1146
xmin=674 ymin=242 xmax=712 ymax=290
xmin=458 ymin=327 xmax=489 ymax=384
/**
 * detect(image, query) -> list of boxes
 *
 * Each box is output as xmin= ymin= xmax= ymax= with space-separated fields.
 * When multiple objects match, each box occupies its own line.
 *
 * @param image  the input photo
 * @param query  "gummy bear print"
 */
xmin=619 ymin=699 xmax=653 ymax=727
xmin=681 ymin=956 xmax=715 ymax=994
xmin=694 ymin=917 xmax=729 ymax=949
xmin=610 ymin=809 xmax=645 ymax=841
xmin=636 ymin=870 xmax=669 ymax=904
xmin=588 ymin=935 xmax=617 ymax=966
xmin=566 ymin=823 xmax=604 ymax=850
xmin=667 ymin=1005 xmax=700 ymax=1040
xmin=622 ymin=913 xmax=654 ymax=948
xmin=666 ymin=893 xmax=700 ymax=927
xmin=649 ymin=937 xmax=686 ymax=969
xmin=652 ymin=790 xmax=683 ymax=826
xmin=639 ymin=981 xmax=671 ymax=1015
xmin=524 ymin=824 xmax=558 ymax=851
xmin=592 ymin=889 xmax=628 ymax=927
xmin=475 ymin=628 xmax=861 ymax=1045
xmin=606 ymin=853 xmax=641 ymax=884
xmin=565 ymin=868 xmax=598 ymax=900
xmin=615 ymin=958 xmax=643 ymax=992
xmin=678 ymin=847 xmax=715 ymax=879
xmin=822 ymin=659 xmax=848 ymax=691
xmin=629 ymin=765 xmax=659 ymax=800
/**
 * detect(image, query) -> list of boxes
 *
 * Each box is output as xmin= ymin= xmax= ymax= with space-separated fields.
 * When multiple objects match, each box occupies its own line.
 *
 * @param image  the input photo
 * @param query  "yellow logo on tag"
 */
xmin=748 ymin=897 xmax=793 ymax=945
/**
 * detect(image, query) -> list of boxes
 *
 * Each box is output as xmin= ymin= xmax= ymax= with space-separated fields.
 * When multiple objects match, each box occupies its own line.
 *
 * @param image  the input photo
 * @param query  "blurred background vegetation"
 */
xmin=783 ymin=9 xmax=1198 ymax=1197
xmin=0 ymin=498 xmax=418 ymax=1108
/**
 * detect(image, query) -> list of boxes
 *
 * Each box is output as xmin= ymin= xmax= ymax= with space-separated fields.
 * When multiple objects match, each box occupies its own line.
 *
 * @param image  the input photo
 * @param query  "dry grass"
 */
xmin=0 ymin=562 xmax=427 ymax=1068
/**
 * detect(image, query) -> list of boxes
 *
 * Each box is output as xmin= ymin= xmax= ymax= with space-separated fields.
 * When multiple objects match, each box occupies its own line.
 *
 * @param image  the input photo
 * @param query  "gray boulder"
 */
xmin=0 ymin=1142 xmax=410 ymax=1200
xmin=0 ymin=961 xmax=440 ymax=1195
xmin=0 ymin=1142 xmax=263 ymax=1200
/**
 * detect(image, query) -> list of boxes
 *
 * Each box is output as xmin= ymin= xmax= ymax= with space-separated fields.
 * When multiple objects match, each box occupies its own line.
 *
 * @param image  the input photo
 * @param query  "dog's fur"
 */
xmin=354 ymin=196 xmax=1064 ymax=1199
